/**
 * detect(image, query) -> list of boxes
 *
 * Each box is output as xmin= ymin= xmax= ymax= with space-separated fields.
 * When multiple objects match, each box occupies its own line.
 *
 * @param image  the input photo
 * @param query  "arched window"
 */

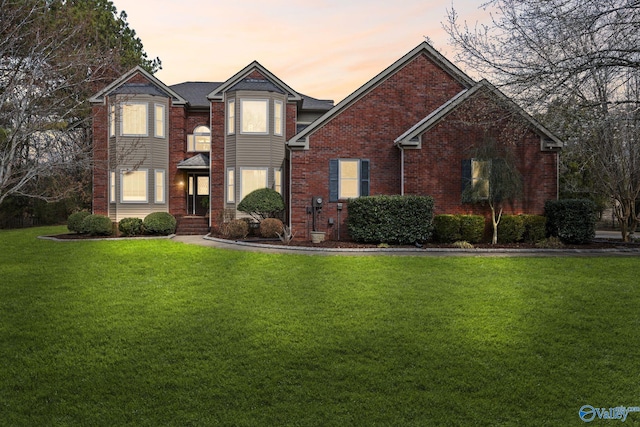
xmin=187 ymin=125 xmax=211 ymax=152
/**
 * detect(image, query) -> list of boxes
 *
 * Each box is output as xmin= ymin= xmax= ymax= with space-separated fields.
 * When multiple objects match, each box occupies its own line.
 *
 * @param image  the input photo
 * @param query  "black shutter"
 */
xmin=329 ymin=159 xmax=338 ymax=202
xmin=360 ymin=159 xmax=370 ymax=197
xmin=461 ymin=159 xmax=472 ymax=202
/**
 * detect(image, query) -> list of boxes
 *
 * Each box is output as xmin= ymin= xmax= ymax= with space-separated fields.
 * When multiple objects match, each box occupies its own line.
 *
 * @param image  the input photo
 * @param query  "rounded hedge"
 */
xmin=119 ymin=217 xmax=144 ymax=236
xmin=237 ymin=188 xmax=284 ymax=220
xmin=545 ymin=199 xmax=596 ymax=244
xmin=260 ymin=218 xmax=284 ymax=238
xmin=81 ymin=214 xmax=113 ymax=236
xmin=521 ymin=214 xmax=547 ymax=243
xmin=143 ymin=212 xmax=177 ymax=235
xmin=67 ymin=211 xmax=91 ymax=233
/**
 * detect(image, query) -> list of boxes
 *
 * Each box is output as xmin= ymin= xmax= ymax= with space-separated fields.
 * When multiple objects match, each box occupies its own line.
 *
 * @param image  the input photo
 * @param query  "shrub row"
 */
xmin=545 ymin=199 xmax=596 ymax=244
xmin=348 ymin=195 xmax=434 ymax=244
xmin=67 ymin=212 xmax=177 ymax=237
xmin=433 ymin=214 xmax=485 ymax=243
xmin=498 ymin=214 xmax=547 ymax=243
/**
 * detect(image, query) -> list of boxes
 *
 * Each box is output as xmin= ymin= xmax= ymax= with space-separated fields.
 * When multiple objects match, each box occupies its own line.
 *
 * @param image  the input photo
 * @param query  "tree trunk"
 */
xmin=491 ymin=205 xmax=503 ymax=244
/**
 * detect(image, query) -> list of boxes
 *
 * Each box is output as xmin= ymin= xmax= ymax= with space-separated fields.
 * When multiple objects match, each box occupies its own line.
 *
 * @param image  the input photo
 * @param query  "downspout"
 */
xmin=209 ymin=100 xmax=213 ymax=228
xmin=399 ymin=144 xmax=405 ymax=195
xmin=286 ymin=144 xmax=292 ymax=229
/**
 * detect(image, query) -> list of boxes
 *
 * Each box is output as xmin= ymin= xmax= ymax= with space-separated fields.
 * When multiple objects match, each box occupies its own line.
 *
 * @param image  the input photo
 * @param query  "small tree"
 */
xmin=237 ymin=188 xmax=284 ymax=221
xmin=463 ymin=138 xmax=523 ymax=244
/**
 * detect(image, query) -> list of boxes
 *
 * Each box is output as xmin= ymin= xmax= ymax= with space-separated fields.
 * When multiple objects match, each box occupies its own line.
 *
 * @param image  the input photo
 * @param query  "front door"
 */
xmin=187 ymin=174 xmax=209 ymax=216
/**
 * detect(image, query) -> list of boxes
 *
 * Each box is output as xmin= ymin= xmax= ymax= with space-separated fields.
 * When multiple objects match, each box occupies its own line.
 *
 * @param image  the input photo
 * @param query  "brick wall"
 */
xmin=92 ymin=104 xmax=108 ymax=215
xmin=209 ymin=102 xmax=226 ymax=230
xmin=290 ymin=53 xmax=467 ymax=240
xmin=289 ymin=53 xmax=558 ymax=240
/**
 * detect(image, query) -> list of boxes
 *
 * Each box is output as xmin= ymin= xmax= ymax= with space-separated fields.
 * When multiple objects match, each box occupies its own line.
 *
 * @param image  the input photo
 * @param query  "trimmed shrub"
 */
xmin=81 ymin=214 xmax=113 ymax=236
xmin=221 ymin=219 xmax=249 ymax=239
xmin=497 ymin=215 xmax=525 ymax=243
xmin=67 ymin=211 xmax=90 ymax=233
xmin=259 ymin=218 xmax=283 ymax=238
xmin=433 ymin=214 xmax=461 ymax=243
xmin=119 ymin=217 xmax=144 ymax=236
xmin=545 ymin=199 xmax=596 ymax=244
xmin=143 ymin=212 xmax=177 ymax=235
xmin=348 ymin=195 xmax=434 ymax=244
xmin=521 ymin=214 xmax=547 ymax=243
xmin=237 ymin=188 xmax=285 ymax=220
xmin=458 ymin=215 xmax=485 ymax=243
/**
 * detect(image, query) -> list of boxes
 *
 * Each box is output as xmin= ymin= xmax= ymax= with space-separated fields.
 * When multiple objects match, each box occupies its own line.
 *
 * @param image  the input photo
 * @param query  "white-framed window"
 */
xmin=227 ymin=168 xmax=235 ymax=203
xmin=109 ymin=105 xmax=116 ymax=137
xmin=121 ymin=102 xmax=148 ymax=136
xmin=240 ymin=168 xmax=268 ymax=201
xmin=329 ymin=159 xmax=370 ymax=202
xmin=154 ymin=104 xmax=165 ymax=138
xmin=227 ymin=99 xmax=235 ymax=135
xmin=155 ymin=170 xmax=165 ymax=203
xmin=110 ymin=171 xmax=116 ymax=203
xmin=472 ymin=159 xmax=490 ymax=199
xmin=187 ymin=125 xmax=211 ymax=152
xmin=121 ymin=169 xmax=148 ymax=202
xmin=274 ymin=169 xmax=282 ymax=194
xmin=274 ymin=100 xmax=283 ymax=136
xmin=339 ymin=159 xmax=360 ymax=199
xmin=240 ymin=99 xmax=268 ymax=134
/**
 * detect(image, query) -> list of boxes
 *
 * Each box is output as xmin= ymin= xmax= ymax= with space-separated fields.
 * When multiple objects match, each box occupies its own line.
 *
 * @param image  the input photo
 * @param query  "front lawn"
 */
xmin=1 ymin=226 xmax=639 ymax=426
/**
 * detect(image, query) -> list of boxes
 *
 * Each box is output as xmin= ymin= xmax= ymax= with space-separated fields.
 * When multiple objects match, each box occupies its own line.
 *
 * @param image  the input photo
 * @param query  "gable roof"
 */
xmin=89 ymin=66 xmax=188 ymax=105
xmin=394 ymin=79 xmax=564 ymax=149
xmin=170 ymin=82 xmax=222 ymax=108
xmin=207 ymin=61 xmax=302 ymax=102
xmin=287 ymin=41 xmax=476 ymax=149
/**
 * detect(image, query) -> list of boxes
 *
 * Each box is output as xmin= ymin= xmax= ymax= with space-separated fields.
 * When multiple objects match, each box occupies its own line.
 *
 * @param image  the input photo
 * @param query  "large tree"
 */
xmin=0 ymin=0 xmax=159 ymax=207
xmin=446 ymin=0 xmax=640 ymax=241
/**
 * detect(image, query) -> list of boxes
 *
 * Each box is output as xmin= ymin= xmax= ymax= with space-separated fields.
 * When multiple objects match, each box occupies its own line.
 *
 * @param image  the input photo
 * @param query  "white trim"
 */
xmin=154 ymin=169 xmax=166 ymax=204
xmin=110 ymin=171 xmax=116 ymax=203
xmin=226 ymin=168 xmax=235 ymax=203
xmin=154 ymin=103 xmax=165 ymax=139
xmin=240 ymin=99 xmax=269 ymax=135
xmin=120 ymin=102 xmax=148 ymax=137
xmin=239 ymin=167 xmax=268 ymax=201
xmin=274 ymin=100 xmax=284 ymax=136
xmin=338 ymin=159 xmax=360 ymax=199
xmin=120 ymin=169 xmax=148 ymax=203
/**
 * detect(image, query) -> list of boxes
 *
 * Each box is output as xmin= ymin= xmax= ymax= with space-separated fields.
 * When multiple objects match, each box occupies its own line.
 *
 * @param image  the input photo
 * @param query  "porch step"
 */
xmin=176 ymin=216 xmax=210 ymax=235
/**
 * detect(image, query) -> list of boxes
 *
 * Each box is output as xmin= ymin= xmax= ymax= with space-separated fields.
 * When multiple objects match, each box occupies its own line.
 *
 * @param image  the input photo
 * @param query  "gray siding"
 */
xmin=109 ymin=94 xmax=170 ymax=221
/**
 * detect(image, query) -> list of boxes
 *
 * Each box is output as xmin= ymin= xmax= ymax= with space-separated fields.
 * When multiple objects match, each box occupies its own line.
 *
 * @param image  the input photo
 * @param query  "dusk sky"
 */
xmin=111 ymin=0 xmax=490 ymax=102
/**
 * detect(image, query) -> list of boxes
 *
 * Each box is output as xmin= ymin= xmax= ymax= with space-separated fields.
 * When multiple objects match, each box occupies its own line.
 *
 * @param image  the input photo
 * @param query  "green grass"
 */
xmin=1 ymin=226 xmax=640 ymax=426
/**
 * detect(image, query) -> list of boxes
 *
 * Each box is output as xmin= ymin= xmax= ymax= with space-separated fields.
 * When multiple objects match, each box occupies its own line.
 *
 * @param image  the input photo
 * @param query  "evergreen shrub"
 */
xmin=143 ymin=212 xmax=177 ymax=235
xmin=545 ymin=199 xmax=596 ymax=244
xmin=81 ymin=214 xmax=113 ymax=236
xmin=67 ymin=211 xmax=91 ymax=233
xmin=119 ymin=217 xmax=144 ymax=236
xmin=520 ymin=214 xmax=547 ymax=243
xmin=348 ymin=195 xmax=434 ymax=244
xmin=433 ymin=214 xmax=461 ymax=243
xmin=458 ymin=215 xmax=485 ymax=243
xmin=497 ymin=215 xmax=524 ymax=243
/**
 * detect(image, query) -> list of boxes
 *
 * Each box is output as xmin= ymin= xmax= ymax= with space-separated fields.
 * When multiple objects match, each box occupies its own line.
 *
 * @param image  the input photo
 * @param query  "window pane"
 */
xmin=195 ymin=135 xmax=210 ymax=151
xmin=122 ymin=103 xmax=147 ymax=135
xmin=228 ymin=100 xmax=235 ymax=134
xmin=155 ymin=104 xmax=165 ymax=138
xmin=109 ymin=105 xmax=115 ymax=137
xmin=339 ymin=160 xmax=359 ymax=199
xmin=122 ymin=170 xmax=147 ymax=202
xmin=227 ymin=169 xmax=235 ymax=203
xmin=110 ymin=171 xmax=116 ymax=203
xmin=155 ymin=170 xmax=165 ymax=203
xmin=241 ymin=99 xmax=268 ymax=133
xmin=274 ymin=101 xmax=283 ymax=136
xmin=197 ymin=176 xmax=209 ymax=195
xmin=472 ymin=160 xmax=490 ymax=199
xmin=241 ymin=169 xmax=267 ymax=200
xmin=274 ymin=169 xmax=282 ymax=194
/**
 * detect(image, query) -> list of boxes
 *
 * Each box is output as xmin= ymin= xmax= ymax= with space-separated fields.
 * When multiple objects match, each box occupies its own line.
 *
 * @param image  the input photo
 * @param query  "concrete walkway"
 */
xmin=171 ymin=230 xmax=640 ymax=257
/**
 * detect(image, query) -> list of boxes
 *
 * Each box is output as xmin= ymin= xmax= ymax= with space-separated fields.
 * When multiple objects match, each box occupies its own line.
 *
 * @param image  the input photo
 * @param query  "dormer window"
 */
xmin=187 ymin=125 xmax=211 ymax=152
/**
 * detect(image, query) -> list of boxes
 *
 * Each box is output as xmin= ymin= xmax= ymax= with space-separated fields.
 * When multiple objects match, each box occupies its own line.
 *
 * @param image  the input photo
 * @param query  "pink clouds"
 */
xmin=112 ymin=0 xmax=486 ymax=102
